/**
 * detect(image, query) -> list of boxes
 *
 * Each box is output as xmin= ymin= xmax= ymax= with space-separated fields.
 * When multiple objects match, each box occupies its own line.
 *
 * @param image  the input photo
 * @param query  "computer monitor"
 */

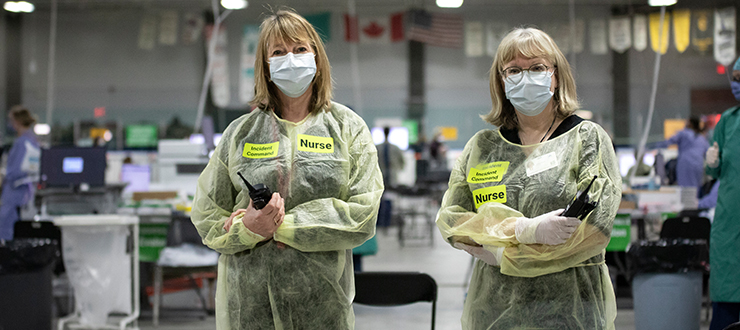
xmin=371 ymin=126 xmax=409 ymax=150
xmin=125 ymin=124 xmax=158 ymax=149
xmin=40 ymin=147 xmax=107 ymax=188
xmin=120 ymin=164 xmax=150 ymax=193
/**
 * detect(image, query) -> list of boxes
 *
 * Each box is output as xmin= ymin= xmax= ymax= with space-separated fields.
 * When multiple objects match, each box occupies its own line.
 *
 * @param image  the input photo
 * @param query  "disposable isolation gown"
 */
xmin=706 ymin=104 xmax=740 ymax=303
xmin=0 ymin=130 xmax=40 ymax=240
xmin=436 ymin=120 xmax=621 ymax=330
xmin=191 ymin=102 xmax=384 ymax=330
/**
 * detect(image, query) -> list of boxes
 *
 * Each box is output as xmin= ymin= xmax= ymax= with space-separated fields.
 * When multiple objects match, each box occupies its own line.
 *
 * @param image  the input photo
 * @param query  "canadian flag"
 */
xmin=345 ymin=12 xmax=404 ymax=44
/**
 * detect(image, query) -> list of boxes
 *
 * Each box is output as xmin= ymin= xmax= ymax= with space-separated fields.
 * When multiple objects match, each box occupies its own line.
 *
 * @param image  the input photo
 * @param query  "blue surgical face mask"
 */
xmin=504 ymin=70 xmax=555 ymax=117
xmin=731 ymin=81 xmax=740 ymax=102
xmin=6 ymin=122 xmax=15 ymax=134
xmin=268 ymin=52 xmax=317 ymax=98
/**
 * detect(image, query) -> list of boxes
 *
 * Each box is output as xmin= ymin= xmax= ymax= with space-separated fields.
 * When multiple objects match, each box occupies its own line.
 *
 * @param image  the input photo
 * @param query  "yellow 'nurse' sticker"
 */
xmin=467 ymin=161 xmax=510 ymax=183
xmin=297 ymin=134 xmax=334 ymax=153
xmin=243 ymin=142 xmax=279 ymax=159
xmin=472 ymin=185 xmax=507 ymax=209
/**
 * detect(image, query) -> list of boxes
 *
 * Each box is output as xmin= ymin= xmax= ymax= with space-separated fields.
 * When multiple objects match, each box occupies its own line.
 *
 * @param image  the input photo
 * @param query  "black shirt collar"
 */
xmin=500 ymin=114 xmax=584 ymax=145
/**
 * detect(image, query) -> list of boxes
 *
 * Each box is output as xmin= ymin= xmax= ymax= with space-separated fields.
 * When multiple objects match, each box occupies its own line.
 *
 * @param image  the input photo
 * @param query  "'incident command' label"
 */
xmin=467 ymin=161 xmax=510 ymax=183
xmin=243 ymin=142 xmax=279 ymax=159
xmin=472 ymin=185 xmax=507 ymax=209
xmin=297 ymin=134 xmax=334 ymax=153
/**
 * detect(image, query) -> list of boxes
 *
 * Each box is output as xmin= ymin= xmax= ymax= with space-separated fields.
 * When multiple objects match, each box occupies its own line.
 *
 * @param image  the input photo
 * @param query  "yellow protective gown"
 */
xmin=191 ymin=102 xmax=384 ymax=330
xmin=436 ymin=120 xmax=621 ymax=330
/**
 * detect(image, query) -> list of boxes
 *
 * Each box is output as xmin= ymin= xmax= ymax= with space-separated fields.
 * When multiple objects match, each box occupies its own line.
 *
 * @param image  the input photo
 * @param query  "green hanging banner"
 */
xmin=305 ymin=12 xmax=332 ymax=43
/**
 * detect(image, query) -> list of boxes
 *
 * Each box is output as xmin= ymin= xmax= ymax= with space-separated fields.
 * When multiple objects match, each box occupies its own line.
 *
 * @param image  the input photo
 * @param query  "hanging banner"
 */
xmin=206 ymin=26 xmax=230 ymax=108
xmin=649 ymin=12 xmax=671 ymax=54
xmin=673 ymin=9 xmax=690 ymax=53
xmin=138 ymin=13 xmax=157 ymax=50
xmin=589 ymin=19 xmax=608 ymax=55
xmin=486 ymin=22 xmax=509 ymax=57
xmin=465 ymin=21 xmax=484 ymax=57
xmin=633 ymin=14 xmax=648 ymax=52
xmin=609 ymin=16 xmax=631 ymax=53
xmin=305 ymin=12 xmax=331 ymax=43
xmin=714 ymin=7 xmax=737 ymax=66
xmin=182 ymin=12 xmax=205 ymax=45
xmin=691 ymin=10 xmax=713 ymax=54
xmin=159 ymin=10 xmax=178 ymax=45
xmin=239 ymin=25 xmax=259 ymax=105
xmin=551 ymin=23 xmax=573 ymax=54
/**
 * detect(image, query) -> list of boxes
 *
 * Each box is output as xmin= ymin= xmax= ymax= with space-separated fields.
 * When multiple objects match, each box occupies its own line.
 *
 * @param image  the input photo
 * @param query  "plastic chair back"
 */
xmin=354 ymin=271 xmax=437 ymax=330
xmin=660 ymin=216 xmax=711 ymax=242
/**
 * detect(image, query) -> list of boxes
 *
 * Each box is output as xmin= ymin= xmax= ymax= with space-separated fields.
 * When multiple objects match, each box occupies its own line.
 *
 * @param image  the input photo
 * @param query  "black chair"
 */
xmin=152 ymin=212 xmax=218 ymax=326
xmin=354 ymin=271 xmax=437 ymax=330
xmin=659 ymin=215 xmax=711 ymax=321
xmin=660 ymin=216 xmax=711 ymax=242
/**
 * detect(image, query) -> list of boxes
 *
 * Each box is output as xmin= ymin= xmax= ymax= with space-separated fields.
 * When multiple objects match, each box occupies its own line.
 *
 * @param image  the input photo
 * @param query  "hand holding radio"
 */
xmin=224 ymin=172 xmax=285 ymax=238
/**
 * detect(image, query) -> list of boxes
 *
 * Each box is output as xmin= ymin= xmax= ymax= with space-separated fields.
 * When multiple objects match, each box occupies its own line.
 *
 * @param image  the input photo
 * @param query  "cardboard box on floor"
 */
xmin=133 ymin=191 xmax=178 ymax=202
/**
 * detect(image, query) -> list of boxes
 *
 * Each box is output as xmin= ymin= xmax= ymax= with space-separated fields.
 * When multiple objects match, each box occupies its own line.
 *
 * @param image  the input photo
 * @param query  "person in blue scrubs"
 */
xmin=0 ymin=106 xmax=40 ymax=240
xmin=654 ymin=116 xmax=709 ymax=190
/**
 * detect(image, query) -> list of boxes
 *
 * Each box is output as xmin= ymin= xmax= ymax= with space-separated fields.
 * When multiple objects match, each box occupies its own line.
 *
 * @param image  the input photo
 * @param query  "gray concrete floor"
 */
xmin=128 ymin=226 xmax=710 ymax=330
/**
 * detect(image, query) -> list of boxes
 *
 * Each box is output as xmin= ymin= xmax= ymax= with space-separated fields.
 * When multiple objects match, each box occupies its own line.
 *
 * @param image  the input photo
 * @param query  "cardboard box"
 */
xmin=133 ymin=191 xmax=178 ymax=201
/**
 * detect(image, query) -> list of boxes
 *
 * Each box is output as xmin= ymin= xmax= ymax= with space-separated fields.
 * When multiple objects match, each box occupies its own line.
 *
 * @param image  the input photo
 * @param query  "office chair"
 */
xmin=354 ymin=272 xmax=437 ymax=330
xmin=660 ymin=216 xmax=711 ymax=242
xmin=659 ymin=215 xmax=711 ymax=321
xmin=152 ymin=213 xmax=218 ymax=326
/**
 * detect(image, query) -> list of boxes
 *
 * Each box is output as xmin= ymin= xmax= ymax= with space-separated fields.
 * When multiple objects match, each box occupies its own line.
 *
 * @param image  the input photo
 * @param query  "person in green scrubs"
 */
xmin=705 ymin=56 xmax=740 ymax=330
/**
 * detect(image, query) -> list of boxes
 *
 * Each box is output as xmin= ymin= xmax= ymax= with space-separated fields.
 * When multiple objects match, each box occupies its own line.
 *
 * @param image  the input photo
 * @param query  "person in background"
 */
xmin=352 ymin=127 xmax=407 ymax=271
xmin=705 ymin=56 xmax=740 ymax=330
xmin=429 ymin=131 xmax=448 ymax=169
xmin=190 ymin=9 xmax=383 ymax=329
xmin=376 ymin=126 xmax=406 ymax=188
xmin=436 ymin=27 xmax=621 ymax=329
xmin=0 ymin=106 xmax=40 ymax=240
xmin=654 ymin=115 xmax=709 ymax=190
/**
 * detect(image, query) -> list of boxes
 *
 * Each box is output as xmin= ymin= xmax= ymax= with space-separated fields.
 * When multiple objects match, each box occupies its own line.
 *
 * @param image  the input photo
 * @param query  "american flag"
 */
xmin=407 ymin=9 xmax=464 ymax=48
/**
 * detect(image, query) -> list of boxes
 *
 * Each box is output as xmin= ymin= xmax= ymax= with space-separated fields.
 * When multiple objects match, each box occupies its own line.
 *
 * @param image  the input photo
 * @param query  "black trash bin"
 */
xmin=0 ymin=238 xmax=59 ymax=330
xmin=627 ymin=238 xmax=709 ymax=330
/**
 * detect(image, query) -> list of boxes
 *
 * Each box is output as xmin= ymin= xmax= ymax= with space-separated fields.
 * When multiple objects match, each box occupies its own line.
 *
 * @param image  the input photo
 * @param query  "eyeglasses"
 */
xmin=501 ymin=63 xmax=554 ymax=84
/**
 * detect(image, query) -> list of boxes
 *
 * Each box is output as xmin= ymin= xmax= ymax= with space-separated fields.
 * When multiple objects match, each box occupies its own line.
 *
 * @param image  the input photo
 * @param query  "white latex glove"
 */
xmin=515 ymin=209 xmax=582 ymax=245
xmin=706 ymin=142 xmax=719 ymax=168
xmin=454 ymin=242 xmax=504 ymax=266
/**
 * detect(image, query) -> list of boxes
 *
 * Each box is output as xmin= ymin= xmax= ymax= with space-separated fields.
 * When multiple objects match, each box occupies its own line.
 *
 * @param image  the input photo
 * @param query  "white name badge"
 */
xmin=525 ymin=152 xmax=558 ymax=177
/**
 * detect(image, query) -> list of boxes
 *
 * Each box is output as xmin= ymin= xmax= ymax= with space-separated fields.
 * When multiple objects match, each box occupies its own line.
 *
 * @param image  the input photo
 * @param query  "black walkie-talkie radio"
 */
xmin=561 ymin=175 xmax=598 ymax=220
xmin=236 ymin=171 xmax=272 ymax=210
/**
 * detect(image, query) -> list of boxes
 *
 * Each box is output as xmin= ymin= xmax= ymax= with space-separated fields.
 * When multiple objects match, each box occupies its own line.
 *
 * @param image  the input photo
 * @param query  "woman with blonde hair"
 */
xmin=191 ymin=9 xmax=383 ymax=329
xmin=0 ymin=105 xmax=40 ymax=240
xmin=436 ymin=27 xmax=621 ymax=329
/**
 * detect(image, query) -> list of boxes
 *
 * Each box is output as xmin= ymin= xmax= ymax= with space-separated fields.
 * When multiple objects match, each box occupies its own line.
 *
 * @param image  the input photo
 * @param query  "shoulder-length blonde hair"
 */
xmin=482 ymin=27 xmax=579 ymax=129
xmin=250 ymin=9 xmax=333 ymax=113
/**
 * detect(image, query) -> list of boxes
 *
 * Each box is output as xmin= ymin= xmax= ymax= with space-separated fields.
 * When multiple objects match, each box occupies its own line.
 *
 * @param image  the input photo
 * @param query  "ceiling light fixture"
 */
xmin=436 ymin=0 xmax=463 ymax=8
xmin=4 ymin=1 xmax=34 ymax=13
xmin=220 ymin=0 xmax=247 ymax=10
xmin=648 ymin=0 xmax=677 ymax=6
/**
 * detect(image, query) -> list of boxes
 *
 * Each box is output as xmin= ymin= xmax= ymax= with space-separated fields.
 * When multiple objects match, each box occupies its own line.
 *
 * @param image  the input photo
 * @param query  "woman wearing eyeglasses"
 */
xmin=705 ymin=57 xmax=740 ymax=330
xmin=436 ymin=27 xmax=621 ymax=329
